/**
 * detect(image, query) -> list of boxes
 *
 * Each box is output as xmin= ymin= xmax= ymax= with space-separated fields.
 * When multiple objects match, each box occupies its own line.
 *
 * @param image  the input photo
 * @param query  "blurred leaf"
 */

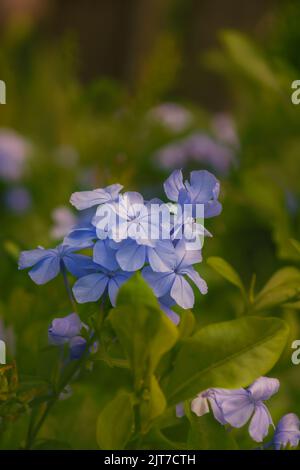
xmin=96 ymin=390 xmax=134 ymax=450
xmin=220 ymin=30 xmax=279 ymax=91
xmin=207 ymin=256 xmax=245 ymax=295
xmin=109 ymin=274 xmax=178 ymax=389
xmin=3 ymin=240 xmax=20 ymax=261
xmin=253 ymin=267 xmax=300 ymax=311
xmin=164 ymin=316 xmax=289 ymax=404
xmin=290 ymin=239 xmax=300 ymax=256
xmin=32 ymin=439 xmax=72 ymax=450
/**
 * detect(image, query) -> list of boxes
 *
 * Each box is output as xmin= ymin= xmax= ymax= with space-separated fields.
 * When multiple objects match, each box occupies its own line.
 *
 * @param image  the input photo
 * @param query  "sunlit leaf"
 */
xmin=164 ymin=316 xmax=289 ymax=404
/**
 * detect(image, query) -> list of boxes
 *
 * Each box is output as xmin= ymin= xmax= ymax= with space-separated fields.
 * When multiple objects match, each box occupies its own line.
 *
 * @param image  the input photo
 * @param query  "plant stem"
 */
xmin=25 ymin=297 xmax=110 ymax=449
xmin=61 ymin=261 xmax=77 ymax=312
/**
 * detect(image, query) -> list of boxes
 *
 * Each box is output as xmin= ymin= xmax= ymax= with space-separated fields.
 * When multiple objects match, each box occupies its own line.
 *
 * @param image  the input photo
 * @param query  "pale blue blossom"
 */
xmin=272 ymin=413 xmax=300 ymax=450
xmin=142 ymin=239 xmax=207 ymax=309
xmin=191 ymin=377 xmax=279 ymax=443
xmin=164 ymin=169 xmax=222 ymax=218
xmin=18 ymin=243 xmax=95 ymax=285
xmin=48 ymin=313 xmax=87 ymax=360
xmin=70 ymin=183 xmax=123 ymax=210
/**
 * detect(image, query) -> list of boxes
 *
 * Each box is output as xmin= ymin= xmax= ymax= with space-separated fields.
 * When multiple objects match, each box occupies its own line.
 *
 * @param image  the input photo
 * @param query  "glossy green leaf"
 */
xmin=109 ymin=273 xmax=178 ymax=389
xmin=253 ymin=267 xmax=300 ymax=311
xmin=164 ymin=316 xmax=289 ymax=404
xmin=96 ymin=390 xmax=134 ymax=450
xmin=220 ymin=31 xmax=279 ymax=90
xmin=207 ymin=256 xmax=245 ymax=294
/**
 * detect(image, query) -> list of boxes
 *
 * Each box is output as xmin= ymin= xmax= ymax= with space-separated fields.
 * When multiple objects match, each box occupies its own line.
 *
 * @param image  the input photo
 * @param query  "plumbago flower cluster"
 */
xmin=19 ymin=169 xmax=221 ymax=332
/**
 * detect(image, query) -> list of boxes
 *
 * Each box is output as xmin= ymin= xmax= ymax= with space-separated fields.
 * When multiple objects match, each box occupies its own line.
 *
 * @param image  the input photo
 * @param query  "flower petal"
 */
xmin=18 ymin=248 xmax=51 ymax=269
xmin=147 ymin=240 xmax=176 ymax=272
xmin=273 ymin=413 xmax=300 ymax=450
xmin=164 ymin=169 xmax=184 ymax=202
xmin=69 ymin=336 xmax=87 ymax=359
xmin=48 ymin=313 xmax=82 ymax=345
xmin=249 ymin=403 xmax=273 ymax=443
xmin=191 ymin=393 xmax=210 ymax=417
xmin=216 ymin=389 xmax=254 ymax=428
xmin=116 ymin=240 xmax=146 ymax=271
xmin=183 ymin=267 xmax=208 ymax=294
xmin=73 ymin=273 xmax=109 ymax=303
xmin=247 ymin=377 xmax=280 ymax=402
xmin=142 ymin=267 xmax=175 ymax=297
xmin=170 ymin=274 xmax=194 ymax=309
xmin=93 ymin=239 xmax=119 ymax=271
xmin=28 ymin=256 xmax=60 ymax=284
xmin=63 ymin=253 xmax=98 ymax=278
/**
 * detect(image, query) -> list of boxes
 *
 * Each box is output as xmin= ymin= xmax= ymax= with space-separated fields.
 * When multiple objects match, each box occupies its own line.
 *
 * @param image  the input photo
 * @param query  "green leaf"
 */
xmin=253 ymin=267 xmax=300 ymax=311
xmin=178 ymin=309 xmax=195 ymax=339
xmin=289 ymin=239 xmax=300 ymax=257
xmin=164 ymin=316 xmax=289 ymax=404
xmin=109 ymin=273 xmax=178 ymax=389
xmin=220 ymin=31 xmax=279 ymax=91
xmin=140 ymin=375 xmax=166 ymax=433
xmin=96 ymin=390 xmax=134 ymax=450
xmin=207 ymin=256 xmax=245 ymax=294
xmin=187 ymin=409 xmax=238 ymax=450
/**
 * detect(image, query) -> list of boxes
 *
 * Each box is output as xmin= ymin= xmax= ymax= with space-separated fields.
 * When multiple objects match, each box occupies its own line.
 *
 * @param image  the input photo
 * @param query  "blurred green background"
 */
xmin=0 ymin=0 xmax=300 ymax=449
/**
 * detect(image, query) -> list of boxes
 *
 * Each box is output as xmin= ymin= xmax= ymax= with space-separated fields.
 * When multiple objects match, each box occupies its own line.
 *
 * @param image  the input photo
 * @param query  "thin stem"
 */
xmin=25 ymin=336 xmax=94 ymax=449
xmin=60 ymin=261 xmax=77 ymax=312
xmin=25 ymin=296 xmax=109 ymax=449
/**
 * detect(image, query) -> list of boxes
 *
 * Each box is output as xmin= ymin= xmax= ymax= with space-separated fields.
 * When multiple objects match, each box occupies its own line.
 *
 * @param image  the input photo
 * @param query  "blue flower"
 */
xmin=107 ymin=191 xmax=163 ymax=245
xmin=164 ymin=169 xmax=222 ymax=218
xmin=0 ymin=129 xmax=30 ymax=182
xmin=192 ymin=377 xmax=279 ymax=443
xmin=4 ymin=186 xmax=32 ymax=214
xmin=272 ymin=413 xmax=300 ymax=450
xmin=64 ymin=222 xmax=97 ymax=247
xmin=114 ymin=238 xmax=176 ymax=272
xmin=70 ymin=183 xmax=123 ymax=210
xmin=73 ymin=268 xmax=132 ymax=306
xmin=18 ymin=243 xmax=96 ymax=285
xmin=73 ymin=241 xmax=132 ymax=306
xmin=48 ymin=313 xmax=87 ymax=360
xmin=142 ymin=239 xmax=207 ymax=309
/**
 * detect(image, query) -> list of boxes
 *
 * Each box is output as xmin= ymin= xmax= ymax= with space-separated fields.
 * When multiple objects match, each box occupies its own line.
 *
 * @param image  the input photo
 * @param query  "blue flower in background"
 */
xmin=48 ymin=313 xmax=87 ymax=360
xmin=18 ymin=243 xmax=96 ymax=285
xmin=4 ymin=186 xmax=32 ymax=214
xmin=164 ymin=169 xmax=222 ymax=218
xmin=192 ymin=377 xmax=279 ymax=443
xmin=0 ymin=129 xmax=30 ymax=182
xmin=272 ymin=413 xmax=300 ymax=450
xmin=142 ymin=239 xmax=207 ymax=309
xmin=70 ymin=183 xmax=123 ymax=210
